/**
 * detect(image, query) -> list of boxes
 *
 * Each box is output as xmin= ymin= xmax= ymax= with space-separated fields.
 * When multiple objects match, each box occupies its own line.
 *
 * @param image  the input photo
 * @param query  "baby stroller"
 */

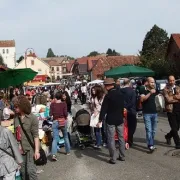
xmin=73 ymin=109 xmax=92 ymax=149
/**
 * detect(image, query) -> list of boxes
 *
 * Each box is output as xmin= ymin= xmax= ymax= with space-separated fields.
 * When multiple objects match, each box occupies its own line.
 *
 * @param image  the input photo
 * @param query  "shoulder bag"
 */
xmin=18 ymin=117 xmax=47 ymax=166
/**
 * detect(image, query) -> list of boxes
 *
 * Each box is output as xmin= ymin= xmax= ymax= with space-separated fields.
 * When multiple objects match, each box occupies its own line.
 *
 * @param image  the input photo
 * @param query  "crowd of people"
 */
xmin=0 ymin=75 xmax=180 ymax=179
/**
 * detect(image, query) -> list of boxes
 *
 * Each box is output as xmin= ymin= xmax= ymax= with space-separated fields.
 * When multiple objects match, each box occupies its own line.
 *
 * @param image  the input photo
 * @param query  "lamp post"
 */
xmin=25 ymin=48 xmax=34 ymax=68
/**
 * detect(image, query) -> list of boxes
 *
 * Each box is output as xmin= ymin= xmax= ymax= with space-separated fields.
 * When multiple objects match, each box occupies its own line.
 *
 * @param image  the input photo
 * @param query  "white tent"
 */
xmin=74 ymin=81 xmax=82 ymax=85
xmin=87 ymin=80 xmax=104 ymax=86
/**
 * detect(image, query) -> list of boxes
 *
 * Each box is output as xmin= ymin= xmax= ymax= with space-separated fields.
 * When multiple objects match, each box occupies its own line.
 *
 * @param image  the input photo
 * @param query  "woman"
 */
xmin=50 ymin=92 xmax=70 ymax=161
xmin=62 ymin=91 xmax=72 ymax=114
xmin=90 ymin=85 xmax=105 ymax=149
xmin=13 ymin=96 xmax=40 ymax=180
xmin=62 ymin=91 xmax=73 ymax=145
xmin=0 ymin=125 xmax=23 ymax=180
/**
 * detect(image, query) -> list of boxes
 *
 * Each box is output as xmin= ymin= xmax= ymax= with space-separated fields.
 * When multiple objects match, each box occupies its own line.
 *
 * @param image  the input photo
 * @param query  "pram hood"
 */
xmin=75 ymin=109 xmax=90 ymax=126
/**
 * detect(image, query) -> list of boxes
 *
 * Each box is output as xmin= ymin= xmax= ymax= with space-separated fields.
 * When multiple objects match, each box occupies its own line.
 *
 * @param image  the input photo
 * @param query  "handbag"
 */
xmin=57 ymin=118 xmax=66 ymax=127
xmin=18 ymin=117 xmax=47 ymax=166
xmin=90 ymin=113 xmax=102 ymax=128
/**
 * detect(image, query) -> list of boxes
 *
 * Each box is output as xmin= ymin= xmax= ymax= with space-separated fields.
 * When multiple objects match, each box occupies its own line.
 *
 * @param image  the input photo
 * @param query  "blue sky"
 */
xmin=0 ymin=0 xmax=180 ymax=58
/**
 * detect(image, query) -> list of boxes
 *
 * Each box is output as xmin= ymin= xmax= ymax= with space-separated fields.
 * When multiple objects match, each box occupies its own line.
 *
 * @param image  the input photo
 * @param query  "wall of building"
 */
xmin=15 ymin=56 xmax=50 ymax=76
xmin=50 ymin=63 xmax=70 ymax=79
xmin=0 ymin=47 xmax=16 ymax=68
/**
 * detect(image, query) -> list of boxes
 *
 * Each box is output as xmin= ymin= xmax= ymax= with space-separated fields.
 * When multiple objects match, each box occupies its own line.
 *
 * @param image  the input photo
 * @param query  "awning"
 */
xmin=33 ymin=75 xmax=48 ymax=81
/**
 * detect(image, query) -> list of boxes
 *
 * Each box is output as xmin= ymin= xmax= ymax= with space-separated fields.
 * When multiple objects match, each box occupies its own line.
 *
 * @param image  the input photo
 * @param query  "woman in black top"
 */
xmin=62 ymin=91 xmax=72 ymax=114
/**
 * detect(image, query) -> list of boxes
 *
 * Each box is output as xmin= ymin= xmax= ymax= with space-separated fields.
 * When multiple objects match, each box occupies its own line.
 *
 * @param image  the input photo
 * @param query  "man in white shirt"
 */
xmin=81 ymin=84 xmax=87 ymax=105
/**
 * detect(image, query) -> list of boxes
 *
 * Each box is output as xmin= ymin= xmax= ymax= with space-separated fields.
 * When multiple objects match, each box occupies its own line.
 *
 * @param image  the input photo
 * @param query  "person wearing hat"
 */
xmin=98 ymin=78 xmax=125 ymax=164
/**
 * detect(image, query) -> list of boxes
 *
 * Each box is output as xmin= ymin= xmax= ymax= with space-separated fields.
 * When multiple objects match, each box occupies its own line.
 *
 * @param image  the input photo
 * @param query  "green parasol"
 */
xmin=105 ymin=64 xmax=155 ymax=78
xmin=0 ymin=68 xmax=38 ymax=88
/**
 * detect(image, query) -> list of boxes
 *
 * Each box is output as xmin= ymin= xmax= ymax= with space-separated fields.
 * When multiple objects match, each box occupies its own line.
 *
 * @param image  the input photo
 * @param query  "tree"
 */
xmin=47 ymin=48 xmax=56 ymax=57
xmin=0 ymin=55 xmax=5 ymax=66
xmin=17 ymin=56 xmax=24 ymax=63
xmin=87 ymin=51 xmax=100 ymax=57
xmin=140 ymin=24 xmax=170 ymax=77
xmin=106 ymin=48 xmax=113 ymax=56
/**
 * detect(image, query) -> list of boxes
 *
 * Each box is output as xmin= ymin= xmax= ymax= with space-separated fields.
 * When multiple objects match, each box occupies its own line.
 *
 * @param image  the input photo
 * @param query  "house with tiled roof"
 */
xmin=67 ymin=55 xmax=138 ymax=80
xmin=91 ymin=55 xmax=139 ymax=80
xmin=42 ymin=57 xmax=72 ymax=79
xmin=0 ymin=40 xmax=16 ymax=68
xmin=166 ymin=34 xmax=180 ymax=77
xmin=15 ymin=52 xmax=50 ymax=84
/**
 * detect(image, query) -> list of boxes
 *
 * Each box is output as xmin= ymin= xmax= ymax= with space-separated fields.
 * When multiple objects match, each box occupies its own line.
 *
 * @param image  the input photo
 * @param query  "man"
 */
xmin=98 ymin=78 xmax=125 ymax=164
xmin=115 ymin=79 xmax=121 ymax=90
xmin=140 ymin=77 xmax=157 ymax=152
xmin=121 ymin=78 xmax=137 ymax=147
xmin=0 ymin=125 xmax=23 ymax=179
xmin=81 ymin=83 xmax=87 ymax=105
xmin=163 ymin=75 xmax=180 ymax=149
xmin=14 ymin=96 xmax=40 ymax=180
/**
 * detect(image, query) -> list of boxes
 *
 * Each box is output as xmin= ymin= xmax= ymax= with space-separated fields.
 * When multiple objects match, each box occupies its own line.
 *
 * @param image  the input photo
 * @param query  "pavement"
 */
xmin=38 ymin=103 xmax=180 ymax=180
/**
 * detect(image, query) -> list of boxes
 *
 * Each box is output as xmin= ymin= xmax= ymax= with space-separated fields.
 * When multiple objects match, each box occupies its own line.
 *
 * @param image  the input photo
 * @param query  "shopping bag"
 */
xmin=90 ymin=113 xmax=102 ymax=128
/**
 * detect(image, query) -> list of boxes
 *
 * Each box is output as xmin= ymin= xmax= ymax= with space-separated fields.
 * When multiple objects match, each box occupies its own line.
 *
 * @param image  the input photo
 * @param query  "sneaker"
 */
xmin=97 ymin=146 xmax=102 ymax=149
xmin=94 ymin=145 xmax=98 ymax=148
xmin=149 ymin=146 xmax=154 ymax=153
xmin=118 ymin=157 xmax=125 ymax=161
xmin=175 ymin=144 xmax=180 ymax=149
xmin=108 ymin=159 xmax=116 ymax=164
xmin=103 ymin=143 xmax=107 ymax=147
xmin=52 ymin=155 xmax=57 ymax=161
xmin=165 ymin=135 xmax=171 ymax=145
xmin=66 ymin=153 xmax=70 ymax=155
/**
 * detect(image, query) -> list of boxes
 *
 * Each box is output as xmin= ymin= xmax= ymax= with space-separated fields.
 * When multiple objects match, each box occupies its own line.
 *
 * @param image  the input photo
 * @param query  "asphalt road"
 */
xmin=38 ymin=104 xmax=180 ymax=180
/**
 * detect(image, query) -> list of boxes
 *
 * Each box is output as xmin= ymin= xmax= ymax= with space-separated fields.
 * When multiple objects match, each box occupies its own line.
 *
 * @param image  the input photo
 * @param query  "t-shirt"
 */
xmin=141 ymin=89 xmax=157 ymax=114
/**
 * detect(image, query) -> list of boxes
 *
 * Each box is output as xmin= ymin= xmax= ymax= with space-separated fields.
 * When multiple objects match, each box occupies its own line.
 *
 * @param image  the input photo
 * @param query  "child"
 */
xmin=3 ymin=101 xmax=15 ymax=120
xmin=74 ymin=90 xmax=78 ymax=104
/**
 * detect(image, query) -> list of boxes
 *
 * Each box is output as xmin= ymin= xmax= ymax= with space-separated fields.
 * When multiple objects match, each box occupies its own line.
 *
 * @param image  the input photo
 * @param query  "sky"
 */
xmin=0 ymin=0 xmax=180 ymax=59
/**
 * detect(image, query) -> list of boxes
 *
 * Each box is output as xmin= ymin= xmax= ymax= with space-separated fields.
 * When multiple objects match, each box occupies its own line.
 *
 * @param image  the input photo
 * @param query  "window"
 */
xmin=51 ymin=67 xmax=54 ymax=71
xmin=6 ymin=49 xmax=9 ymax=54
xmin=63 ymin=67 xmax=66 ymax=73
xmin=56 ymin=67 xmax=59 ymax=71
xmin=3 ymin=49 xmax=5 ymax=54
xmin=31 ymin=60 xmax=34 ymax=65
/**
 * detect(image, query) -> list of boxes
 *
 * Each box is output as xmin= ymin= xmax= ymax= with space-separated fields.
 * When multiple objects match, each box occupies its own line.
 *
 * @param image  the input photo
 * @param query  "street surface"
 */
xmin=38 ymin=103 xmax=180 ymax=180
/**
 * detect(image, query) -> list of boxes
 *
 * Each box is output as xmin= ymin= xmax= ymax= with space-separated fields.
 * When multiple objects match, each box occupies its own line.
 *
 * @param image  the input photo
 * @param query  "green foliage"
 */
xmin=106 ymin=48 xmax=120 ymax=56
xmin=17 ymin=56 xmax=24 ymax=63
xmin=87 ymin=51 xmax=100 ymax=57
xmin=106 ymin=48 xmax=113 ymax=55
xmin=47 ymin=48 xmax=56 ymax=57
xmin=140 ymin=24 xmax=170 ymax=78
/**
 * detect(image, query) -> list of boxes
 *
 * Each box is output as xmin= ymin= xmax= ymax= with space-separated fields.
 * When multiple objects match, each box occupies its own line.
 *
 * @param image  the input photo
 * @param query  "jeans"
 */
xmin=106 ymin=123 xmax=125 ymax=162
xmin=143 ymin=114 xmax=158 ymax=147
xmin=94 ymin=128 xmax=102 ymax=146
xmin=51 ymin=120 xmax=71 ymax=155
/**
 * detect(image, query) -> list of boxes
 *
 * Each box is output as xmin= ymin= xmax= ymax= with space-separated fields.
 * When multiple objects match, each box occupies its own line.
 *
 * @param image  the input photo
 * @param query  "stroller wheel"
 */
xmin=80 ymin=144 xmax=85 ymax=150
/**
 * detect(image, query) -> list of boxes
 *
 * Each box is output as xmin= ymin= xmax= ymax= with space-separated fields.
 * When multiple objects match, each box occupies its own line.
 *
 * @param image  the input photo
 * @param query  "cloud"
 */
xmin=0 ymin=0 xmax=180 ymax=58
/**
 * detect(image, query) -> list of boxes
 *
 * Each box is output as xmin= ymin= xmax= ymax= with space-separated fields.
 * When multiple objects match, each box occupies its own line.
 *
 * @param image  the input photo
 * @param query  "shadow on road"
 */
xmin=73 ymin=146 xmax=109 ymax=163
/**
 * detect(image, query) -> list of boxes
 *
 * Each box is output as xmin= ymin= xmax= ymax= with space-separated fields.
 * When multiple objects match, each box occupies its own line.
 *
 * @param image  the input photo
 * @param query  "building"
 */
xmin=67 ymin=55 xmax=139 ymax=80
xmin=166 ymin=34 xmax=180 ymax=77
xmin=0 ymin=40 xmax=16 ymax=68
xmin=91 ymin=55 xmax=139 ymax=80
xmin=42 ymin=57 xmax=72 ymax=79
xmin=15 ymin=52 xmax=50 ymax=84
